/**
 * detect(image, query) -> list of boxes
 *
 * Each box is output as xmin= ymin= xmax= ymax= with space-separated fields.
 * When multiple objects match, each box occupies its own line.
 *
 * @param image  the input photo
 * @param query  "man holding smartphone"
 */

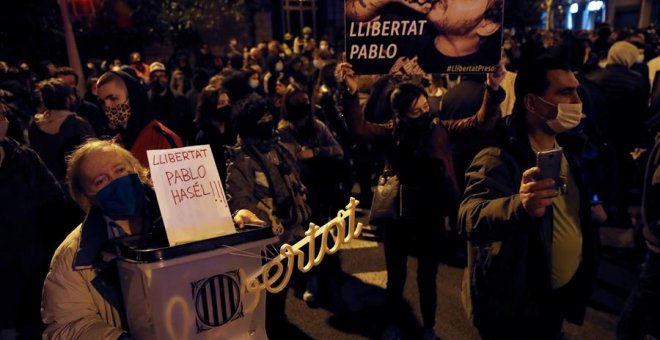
xmin=458 ymin=56 xmax=598 ymax=339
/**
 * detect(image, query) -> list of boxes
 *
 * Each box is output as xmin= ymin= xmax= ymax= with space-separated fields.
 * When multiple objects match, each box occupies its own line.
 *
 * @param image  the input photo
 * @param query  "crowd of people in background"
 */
xmin=1 ymin=21 xmax=659 ymax=339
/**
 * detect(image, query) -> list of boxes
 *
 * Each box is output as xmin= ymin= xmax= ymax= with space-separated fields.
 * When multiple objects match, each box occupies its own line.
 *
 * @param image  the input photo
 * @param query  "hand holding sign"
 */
xmin=486 ymin=58 xmax=507 ymax=91
xmin=233 ymin=209 xmax=267 ymax=230
xmin=335 ymin=60 xmax=358 ymax=95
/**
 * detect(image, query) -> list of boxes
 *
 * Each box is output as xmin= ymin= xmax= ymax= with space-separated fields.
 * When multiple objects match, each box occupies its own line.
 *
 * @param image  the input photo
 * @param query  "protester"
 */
xmin=278 ymin=87 xmax=345 ymax=304
xmin=193 ymin=85 xmax=237 ymax=184
xmin=587 ymin=41 xmax=651 ymax=228
xmin=41 ymin=139 xmax=168 ymax=339
xmin=458 ymin=56 xmax=599 ymax=339
xmin=55 ymin=67 xmax=108 ymax=136
xmin=96 ymin=70 xmax=183 ymax=167
xmin=313 ymin=62 xmax=356 ymax=204
xmin=335 ymin=58 xmax=505 ymax=340
xmin=294 ymin=26 xmax=316 ymax=57
xmin=617 ymin=128 xmax=660 ymax=339
xmin=1 ymin=103 xmax=67 ymax=339
xmin=29 ymin=78 xmax=96 ymax=187
xmin=147 ymin=62 xmax=194 ymax=144
xmin=128 ymin=52 xmax=150 ymax=84
xmin=225 ymin=94 xmax=311 ymax=339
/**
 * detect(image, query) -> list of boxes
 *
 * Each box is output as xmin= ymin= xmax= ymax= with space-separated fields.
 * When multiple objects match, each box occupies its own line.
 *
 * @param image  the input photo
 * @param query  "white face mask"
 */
xmin=535 ymin=96 xmax=583 ymax=133
xmin=249 ymin=79 xmax=260 ymax=89
xmin=275 ymin=62 xmax=284 ymax=72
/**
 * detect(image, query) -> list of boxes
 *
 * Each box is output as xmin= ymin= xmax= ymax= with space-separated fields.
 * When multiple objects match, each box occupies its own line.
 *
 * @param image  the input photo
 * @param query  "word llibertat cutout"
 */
xmin=239 ymin=197 xmax=363 ymax=312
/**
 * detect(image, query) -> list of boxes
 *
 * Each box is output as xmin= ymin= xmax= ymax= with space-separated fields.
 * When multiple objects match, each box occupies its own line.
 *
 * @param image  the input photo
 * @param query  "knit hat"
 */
xmin=149 ymin=62 xmax=166 ymax=74
xmin=606 ymin=41 xmax=639 ymax=68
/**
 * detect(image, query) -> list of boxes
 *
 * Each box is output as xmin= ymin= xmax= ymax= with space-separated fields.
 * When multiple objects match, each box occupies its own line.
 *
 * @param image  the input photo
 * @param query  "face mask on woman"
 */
xmin=92 ymin=173 xmax=146 ymax=220
xmin=398 ymin=112 xmax=433 ymax=133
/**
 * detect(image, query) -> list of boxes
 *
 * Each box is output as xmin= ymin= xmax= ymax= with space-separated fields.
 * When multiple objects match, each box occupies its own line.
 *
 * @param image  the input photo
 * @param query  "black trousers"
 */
xmin=383 ymin=218 xmax=442 ymax=328
xmin=617 ymin=250 xmax=660 ymax=340
xmin=477 ymin=268 xmax=584 ymax=340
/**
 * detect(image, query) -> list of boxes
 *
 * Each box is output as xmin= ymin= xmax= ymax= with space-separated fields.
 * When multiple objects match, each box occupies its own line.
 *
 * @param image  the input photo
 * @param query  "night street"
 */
xmin=283 ymin=210 xmax=622 ymax=340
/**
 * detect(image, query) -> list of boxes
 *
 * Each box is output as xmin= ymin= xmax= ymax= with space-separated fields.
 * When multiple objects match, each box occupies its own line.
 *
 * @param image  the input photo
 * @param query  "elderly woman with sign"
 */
xmin=41 ymin=139 xmax=266 ymax=339
xmin=41 ymin=139 xmax=166 ymax=339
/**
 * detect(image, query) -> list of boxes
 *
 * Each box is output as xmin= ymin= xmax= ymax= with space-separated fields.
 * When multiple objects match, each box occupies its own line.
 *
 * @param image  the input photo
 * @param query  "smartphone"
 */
xmin=536 ymin=148 xmax=562 ymax=188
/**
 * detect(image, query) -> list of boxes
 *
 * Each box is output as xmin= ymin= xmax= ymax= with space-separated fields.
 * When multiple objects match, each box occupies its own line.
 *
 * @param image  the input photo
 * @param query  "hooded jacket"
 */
xmin=109 ymin=71 xmax=183 ymax=167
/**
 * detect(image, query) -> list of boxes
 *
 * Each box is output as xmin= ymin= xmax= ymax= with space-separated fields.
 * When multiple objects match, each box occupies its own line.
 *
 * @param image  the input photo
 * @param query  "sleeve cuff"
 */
xmin=486 ymin=86 xmax=506 ymax=103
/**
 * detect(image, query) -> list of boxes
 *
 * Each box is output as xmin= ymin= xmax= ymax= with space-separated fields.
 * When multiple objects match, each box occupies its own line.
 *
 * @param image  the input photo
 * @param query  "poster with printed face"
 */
xmin=148 ymin=145 xmax=235 ymax=245
xmin=345 ymin=0 xmax=504 ymax=75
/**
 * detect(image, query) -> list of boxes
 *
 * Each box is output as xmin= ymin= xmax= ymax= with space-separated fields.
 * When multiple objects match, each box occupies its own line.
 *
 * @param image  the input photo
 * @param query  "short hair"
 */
xmin=389 ymin=82 xmax=427 ymax=118
xmin=55 ymin=66 xmax=79 ymax=85
xmin=97 ymin=71 xmax=124 ymax=89
xmin=66 ymin=139 xmax=150 ymax=213
xmin=512 ymin=55 xmax=571 ymax=116
xmin=37 ymin=78 xmax=73 ymax=110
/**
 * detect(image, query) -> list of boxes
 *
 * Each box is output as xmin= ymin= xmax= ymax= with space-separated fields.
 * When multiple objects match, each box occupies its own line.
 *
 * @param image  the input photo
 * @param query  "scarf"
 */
xmin=242 ymin=138 xmax=311 ymax=229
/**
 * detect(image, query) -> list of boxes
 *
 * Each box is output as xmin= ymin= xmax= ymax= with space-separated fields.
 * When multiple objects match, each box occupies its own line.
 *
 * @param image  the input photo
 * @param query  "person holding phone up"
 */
xmin=457 ymin=56 xmax=600 ymax=339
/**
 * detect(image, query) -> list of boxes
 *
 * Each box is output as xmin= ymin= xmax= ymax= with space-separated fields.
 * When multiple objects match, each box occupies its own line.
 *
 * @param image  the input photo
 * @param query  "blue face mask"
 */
xmin=94 ymin=173 xmax=146 ymax=220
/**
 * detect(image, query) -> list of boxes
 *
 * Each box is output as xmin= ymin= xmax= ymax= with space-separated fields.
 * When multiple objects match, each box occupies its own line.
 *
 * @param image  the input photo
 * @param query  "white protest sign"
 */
xmin=148 ymin=145 xmax=235 ymax=245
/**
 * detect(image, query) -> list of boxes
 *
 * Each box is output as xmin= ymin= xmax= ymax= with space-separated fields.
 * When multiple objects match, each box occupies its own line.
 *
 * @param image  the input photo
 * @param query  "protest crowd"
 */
xmin=1 ymin=21 xmax=660 ymax=340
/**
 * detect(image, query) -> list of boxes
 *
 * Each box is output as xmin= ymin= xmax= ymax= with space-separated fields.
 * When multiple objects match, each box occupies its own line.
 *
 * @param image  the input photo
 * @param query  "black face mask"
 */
xmin=213 ymin=106 xmax=231 ymax=121
xmin=243 ymin=121 xmax=275 ymax=140
xmin=287 ymin=103 xmax=312 ymax=123
xmin=398 ymin=112 xmax=433 ymax=133
xmin=150 ymin=82 xmax=166 ymax=94
xmin=255 ymin=121 xmax=275 ymax=139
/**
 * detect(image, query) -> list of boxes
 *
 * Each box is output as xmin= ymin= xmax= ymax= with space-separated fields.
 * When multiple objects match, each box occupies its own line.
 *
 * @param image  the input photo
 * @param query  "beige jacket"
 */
xmin=41 ymin=224 xmax=125 ymax=340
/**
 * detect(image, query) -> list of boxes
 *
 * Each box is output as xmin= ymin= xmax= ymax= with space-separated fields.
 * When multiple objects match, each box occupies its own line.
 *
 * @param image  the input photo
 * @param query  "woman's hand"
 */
xmin=233 ymin=209 xmax=267 ymax=229
xmin=335 ymin=59 xmax=358 ymax=95
xmin=486 ymin=59 xmax=507 ymax=91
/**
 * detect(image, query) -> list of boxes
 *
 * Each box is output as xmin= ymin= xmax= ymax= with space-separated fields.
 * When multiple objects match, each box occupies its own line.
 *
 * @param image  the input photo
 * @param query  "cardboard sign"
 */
xmin=148 ymin=145 xmax=235 ymax=245
xmin=344 ymin=0 xmax=504 ymax=75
